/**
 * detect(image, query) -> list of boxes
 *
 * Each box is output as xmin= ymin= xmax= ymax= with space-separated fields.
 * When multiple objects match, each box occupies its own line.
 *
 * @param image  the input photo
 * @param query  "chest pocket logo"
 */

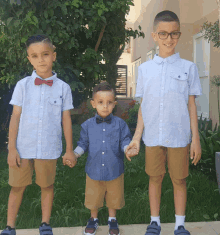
xmin=48 ymin=97 xmax=62 ymax=116
xmin=170 ymin=70 xmax=188 ymax=94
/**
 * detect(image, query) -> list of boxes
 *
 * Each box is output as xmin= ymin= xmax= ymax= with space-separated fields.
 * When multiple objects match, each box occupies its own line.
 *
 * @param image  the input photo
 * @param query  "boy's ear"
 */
xmin=114 ymin=101 xmax=117 ymax=105
xmin=90 ymin=99 xmax=95 ymax=108
xmin=151 ymin=32 xmax=157 ymax=42
xmin=53 ymin=52 xmax=56 ymax=62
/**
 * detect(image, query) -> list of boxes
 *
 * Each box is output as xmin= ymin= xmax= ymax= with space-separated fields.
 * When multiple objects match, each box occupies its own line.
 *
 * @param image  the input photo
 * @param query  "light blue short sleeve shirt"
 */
xmin=135 ymin=53 xmax=202 ymax=147
xmin=9 ymin=71 xmax=74 ymax=159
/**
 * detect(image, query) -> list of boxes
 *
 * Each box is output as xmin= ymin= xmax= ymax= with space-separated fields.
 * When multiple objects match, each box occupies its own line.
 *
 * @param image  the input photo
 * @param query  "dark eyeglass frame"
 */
xmin=156 ymin=31 xmax=181 ymax=39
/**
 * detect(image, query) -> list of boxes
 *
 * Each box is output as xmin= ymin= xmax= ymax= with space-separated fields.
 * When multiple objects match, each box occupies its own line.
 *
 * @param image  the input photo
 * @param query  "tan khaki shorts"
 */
xmin=9 ymin=159 xmax=57 ymax=188
xmin=145 ymin=144 xmax=190 ymax=179
xmin=85 ymin=174 xmax=125 ymax=210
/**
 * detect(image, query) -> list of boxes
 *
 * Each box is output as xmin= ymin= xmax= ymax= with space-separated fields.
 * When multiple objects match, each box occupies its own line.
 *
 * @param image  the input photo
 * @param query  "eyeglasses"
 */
xmin=156 ymin=31 xmax=181 ymax=39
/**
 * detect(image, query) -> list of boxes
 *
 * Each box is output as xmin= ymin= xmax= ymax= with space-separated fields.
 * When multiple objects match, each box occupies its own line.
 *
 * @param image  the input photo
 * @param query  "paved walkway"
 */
xmin=1 ymin=221 xmax=219 ymax=235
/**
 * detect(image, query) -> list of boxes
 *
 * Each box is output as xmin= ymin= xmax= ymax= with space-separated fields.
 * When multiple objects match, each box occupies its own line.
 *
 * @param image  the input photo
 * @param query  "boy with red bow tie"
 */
xmin=1 ymin=34 xmax=76 ymax=235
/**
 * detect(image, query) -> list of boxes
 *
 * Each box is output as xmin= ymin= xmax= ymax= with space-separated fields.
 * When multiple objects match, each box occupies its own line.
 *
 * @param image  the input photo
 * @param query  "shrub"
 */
xmin=189 ymin=114 xmax=220 ymax=183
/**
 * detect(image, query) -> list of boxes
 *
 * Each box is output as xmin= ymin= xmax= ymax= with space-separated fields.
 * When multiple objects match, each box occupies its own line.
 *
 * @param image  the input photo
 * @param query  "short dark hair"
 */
xmin=153 ymin=10 xmax=180 ymax=31
xmin=92 ymin=81 xmax=115 ymax=99
xmin=26 ymin=34 xmax=54 ymax=50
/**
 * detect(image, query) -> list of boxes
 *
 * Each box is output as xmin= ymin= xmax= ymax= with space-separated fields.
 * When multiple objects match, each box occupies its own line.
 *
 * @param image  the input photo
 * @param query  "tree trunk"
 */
xmin=217 ymin=0 xmax=220 ymax=41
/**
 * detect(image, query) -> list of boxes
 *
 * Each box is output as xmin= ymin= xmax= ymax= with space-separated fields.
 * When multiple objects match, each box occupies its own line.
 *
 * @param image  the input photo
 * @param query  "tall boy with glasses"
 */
xmin=126 ymin=10 xmax=202 ymax=235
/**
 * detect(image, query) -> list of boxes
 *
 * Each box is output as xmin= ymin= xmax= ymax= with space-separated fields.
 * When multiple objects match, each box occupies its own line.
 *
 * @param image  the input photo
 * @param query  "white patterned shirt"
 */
xmin=9 ymin=70 xmax=74 ymax=159
xmin=135 ymin=53 xmax=202 ymax=147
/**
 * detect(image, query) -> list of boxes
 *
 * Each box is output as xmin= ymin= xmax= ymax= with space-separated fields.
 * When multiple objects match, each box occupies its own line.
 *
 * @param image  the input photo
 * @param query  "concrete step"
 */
xmin=1 ymin=222 xmax=219 ymax=235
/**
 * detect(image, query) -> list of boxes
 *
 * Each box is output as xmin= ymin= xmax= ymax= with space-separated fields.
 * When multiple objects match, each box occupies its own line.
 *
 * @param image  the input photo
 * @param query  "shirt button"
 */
xmin=103 ymin=129 xmax=105 ymax=131
xmin=103 ymin=140 xmax=105 ymax=143
xmin=102 ymin=152 xmax=104 ymax=154
xmin=102 ymin=164 xmax=104 ymax=166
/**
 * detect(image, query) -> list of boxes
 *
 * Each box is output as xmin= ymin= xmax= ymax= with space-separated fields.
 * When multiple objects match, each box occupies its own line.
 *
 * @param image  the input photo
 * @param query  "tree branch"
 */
xmin=95 ymin=24 xmax=106 ymax=52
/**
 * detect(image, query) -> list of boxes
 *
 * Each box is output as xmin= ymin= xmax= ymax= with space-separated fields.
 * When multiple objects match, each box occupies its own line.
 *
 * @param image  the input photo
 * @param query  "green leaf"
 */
xmin=214 ymin=213 xmax=218 ymax=219
xmin=98 ymin=9 xmax=103 ymax=16
xmin=7 ymin=17 xmax=13 ymax=26
xmin=33 ymin=16 xmax=38 ymax=24
xmin=203 ymin=214 xmax=210 ymax=219
xmin=57 ymin=21 xmax=66 ymax=28
xmin=44 ymin=11 xmax=48 ymax=19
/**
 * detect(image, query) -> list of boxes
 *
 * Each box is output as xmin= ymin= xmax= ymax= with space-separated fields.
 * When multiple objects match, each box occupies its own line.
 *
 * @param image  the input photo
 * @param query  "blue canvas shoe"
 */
xmin=84 ymin=218 xmax=99 ymax=235
xmin=0 ymin=226 xmax=16 ymax=235
xmin=39 ymin=222 xmax=53 ymax=235
xmin=174 ymin=225 xmax=191 ymax=235
xmin=145 ymin=221 xmax=161 ymax=235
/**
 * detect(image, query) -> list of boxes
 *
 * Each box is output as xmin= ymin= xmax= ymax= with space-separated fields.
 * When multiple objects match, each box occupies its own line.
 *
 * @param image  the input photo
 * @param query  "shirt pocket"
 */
xmin=169 ymin=70 xmax=188 ymax=94
xmin=110 ymin=131 xmax=120 ymax=153
xmin=48 ymin=97 xmax=62 ymax=116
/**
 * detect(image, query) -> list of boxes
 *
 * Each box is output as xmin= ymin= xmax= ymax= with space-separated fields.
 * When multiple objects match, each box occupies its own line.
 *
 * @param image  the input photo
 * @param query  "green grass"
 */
xmin=0 ymin=124 xmax=220 ymax=230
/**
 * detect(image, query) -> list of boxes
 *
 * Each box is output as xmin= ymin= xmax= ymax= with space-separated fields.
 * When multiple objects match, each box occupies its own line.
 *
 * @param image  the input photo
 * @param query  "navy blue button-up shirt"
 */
xmin=74 ymin=113 xmax=132 ymax=181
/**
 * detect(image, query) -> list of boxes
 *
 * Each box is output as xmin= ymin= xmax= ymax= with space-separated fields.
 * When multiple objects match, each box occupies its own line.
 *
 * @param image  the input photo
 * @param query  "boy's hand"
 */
xmin=126 ymin=147 xmax=138 ymax=161
xmin=190 ymin=138 xmax=202 ymax=166
xmin=125 ymin=140 xmax=140 ymax=161
xmin=8 ymin=148 xmax=21 ymax=168
xmin=62 ymin=151 xmax=77 ymax=168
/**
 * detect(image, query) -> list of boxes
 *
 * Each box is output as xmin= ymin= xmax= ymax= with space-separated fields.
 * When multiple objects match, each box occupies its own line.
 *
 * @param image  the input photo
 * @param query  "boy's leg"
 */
xmin=90 ymin=209 xmax=98 ymax=219
xmin=7 ymin=159 xmax=34 ymax=228
xmin=167 ymin=144 xmax=190 ymax=231
xmin=34 ymin=159 xmax=57 ymax=224
xmin=149 ymin=174 xmax=165 ymax=217
xmin=41 ymin=184 xmax=54 ymax=224
xmin=145 ymin=146 xmax=166 ymax=218
xmin=171 ymin=177 xmax=187 ymax=216
xmin=105 ymin=174 xmax=124 ymax=235
xmin=7 ymin=186 xmax=26 ymax=228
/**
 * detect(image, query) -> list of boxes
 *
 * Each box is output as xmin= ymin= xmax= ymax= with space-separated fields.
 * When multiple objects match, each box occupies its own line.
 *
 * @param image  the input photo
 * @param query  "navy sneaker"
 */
xmin=0 ymin=226 xmax=16 ymax=235
xmin=108 ymin=219 xmax=120 ymax=235
xmin=145 ymin=221 xmax=161 ymax=235
xmin=84 ymin=218 xmax=99 ymax=235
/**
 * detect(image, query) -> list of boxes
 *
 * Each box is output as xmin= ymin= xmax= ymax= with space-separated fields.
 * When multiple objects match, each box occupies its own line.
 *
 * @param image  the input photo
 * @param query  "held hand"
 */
xmin=8 ymin=148 xmax=21 ymax=168
xmin=125 ymin=140 xmax=140 ymax=161
xmin=62 ymin=151 xmax=77 ymax=168
xmin=190 ymin=138 xmax=202 ymax=166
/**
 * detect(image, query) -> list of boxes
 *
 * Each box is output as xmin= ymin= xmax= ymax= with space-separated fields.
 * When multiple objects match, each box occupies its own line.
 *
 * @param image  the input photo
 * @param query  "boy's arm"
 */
xmin=62 ymin=110 xmax=77 ymax=167
xmin=188 ymin=95 xmax=202 ymax=165
xmin=126 ymin=98 xmax=144 ymax=155
xmin=8 ymin=105 xmax=22 ymax=167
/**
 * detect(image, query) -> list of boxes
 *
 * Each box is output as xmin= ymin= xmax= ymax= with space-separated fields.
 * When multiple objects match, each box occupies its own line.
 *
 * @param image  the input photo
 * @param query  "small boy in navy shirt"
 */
xmin=68 ymin=82 xmax=137 ymax=235
xmin=1 ymin=35 xmax=76 ymax=235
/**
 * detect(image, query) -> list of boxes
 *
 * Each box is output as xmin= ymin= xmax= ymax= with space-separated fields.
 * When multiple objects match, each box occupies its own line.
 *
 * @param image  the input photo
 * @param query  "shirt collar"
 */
xmin=31 ymin=70 xmax=58 ymax=82
xmin=153 ymin=52 xmax=180 ymax=64
xmin=95 ymin=113 xmax=113 ymax=120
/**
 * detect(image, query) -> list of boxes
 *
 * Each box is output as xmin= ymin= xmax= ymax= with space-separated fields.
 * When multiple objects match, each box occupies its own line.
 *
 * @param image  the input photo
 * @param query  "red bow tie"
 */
xmin=35 ymin=77 xmax=53 ymax=86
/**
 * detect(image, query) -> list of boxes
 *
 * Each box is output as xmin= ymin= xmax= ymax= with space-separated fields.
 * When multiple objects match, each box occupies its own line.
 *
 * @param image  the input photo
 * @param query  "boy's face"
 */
xmin=90 ymin=91 xmax=117 ymax=118
xmin=151 ymin=21 xmax=180 ymax=58
xmin=27 ymin=42 xmax=56 ymax=79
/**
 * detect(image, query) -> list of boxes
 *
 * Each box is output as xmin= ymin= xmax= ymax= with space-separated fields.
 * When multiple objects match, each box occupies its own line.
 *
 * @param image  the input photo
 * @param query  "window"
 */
xmin=146 ymin=49 xmax=155 ymax=61
xmin=193 ymin=32 xmax=210 ymax=120
xmin=156 ymin=46 xmax=159 ymax=55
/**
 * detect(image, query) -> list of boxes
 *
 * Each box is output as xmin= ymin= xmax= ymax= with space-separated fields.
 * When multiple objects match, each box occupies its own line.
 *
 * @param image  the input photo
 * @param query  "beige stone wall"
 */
xmin=129 ymin=0 xmax=220 ymax=128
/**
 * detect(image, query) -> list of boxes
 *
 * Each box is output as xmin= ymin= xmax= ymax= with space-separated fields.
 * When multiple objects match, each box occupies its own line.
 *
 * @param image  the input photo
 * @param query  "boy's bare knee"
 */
xmin=11 ymin=186 xmax=26 ymax=193
xmin=171 ymin=177 xmax=186 ymax=186
xmin=149 ymin=174 xmax=165 ymax=184
xmin=40 ymin=184 xmax=54 ymax=190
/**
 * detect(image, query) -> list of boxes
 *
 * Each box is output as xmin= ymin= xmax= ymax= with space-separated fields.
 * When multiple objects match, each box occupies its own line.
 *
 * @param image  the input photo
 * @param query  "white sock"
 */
xmin=93 ymin=218 xmax=98 ymax=221
xmin=151 ymin=216 xmax=160 ymax=227
xmin=175 ymin=215 xmax=185 ymax=230
xmin=108 ymin=217 xmax=116 ymax=222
